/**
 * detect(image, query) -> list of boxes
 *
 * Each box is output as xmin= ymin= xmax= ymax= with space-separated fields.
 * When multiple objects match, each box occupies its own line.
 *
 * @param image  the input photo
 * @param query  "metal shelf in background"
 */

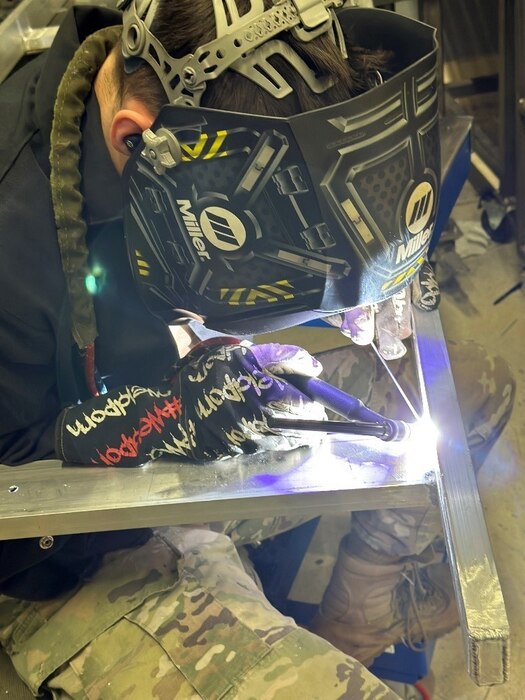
xmin=0 ymin=0 xmax=118 ymax=84
xmin=421 ymin=0 xmax=516 ymax=199
xmin=515 ymin=0 xmax=525 ymax=259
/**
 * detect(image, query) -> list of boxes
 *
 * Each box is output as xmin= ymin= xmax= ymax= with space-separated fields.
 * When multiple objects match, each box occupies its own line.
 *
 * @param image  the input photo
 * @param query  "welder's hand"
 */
xmin=56 ymin=342 xmax=326 ymax=467
xmin=326 ymin=260 xmax=440 ymax=360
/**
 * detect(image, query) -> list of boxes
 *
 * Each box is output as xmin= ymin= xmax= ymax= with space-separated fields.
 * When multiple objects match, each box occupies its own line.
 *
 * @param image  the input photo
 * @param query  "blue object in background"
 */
xmin=370 ymin=640 xmax=436 ymax=685
xmin=429 ymin=123 xmax=472 ymax=256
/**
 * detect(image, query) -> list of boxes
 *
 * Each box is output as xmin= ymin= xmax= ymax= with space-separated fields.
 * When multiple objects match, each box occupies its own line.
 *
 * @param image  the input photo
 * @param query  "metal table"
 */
xmin=0 ymin=310 xmax=509 ymax=687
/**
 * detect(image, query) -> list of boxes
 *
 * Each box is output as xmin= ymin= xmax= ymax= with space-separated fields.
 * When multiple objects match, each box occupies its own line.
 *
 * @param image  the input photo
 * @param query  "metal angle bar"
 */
xmin=0 ymin=1 xmax=119 ymax=84
xmin=0 ymin=445 xmax=434 ymax=541
xmin=22 ymin=26 xmax=60 ymax=53
xmin=412 ymin=309 xmax=509 ymax=686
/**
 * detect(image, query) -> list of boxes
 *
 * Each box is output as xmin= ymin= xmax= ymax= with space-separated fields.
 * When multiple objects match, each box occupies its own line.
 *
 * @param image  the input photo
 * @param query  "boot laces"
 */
xmin=395 ymin=562 xmax=447 ymax=652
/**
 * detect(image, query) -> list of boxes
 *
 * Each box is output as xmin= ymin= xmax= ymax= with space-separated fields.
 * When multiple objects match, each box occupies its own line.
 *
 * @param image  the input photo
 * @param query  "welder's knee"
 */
xmin=448 ymin=340 xmax=516 ymax=470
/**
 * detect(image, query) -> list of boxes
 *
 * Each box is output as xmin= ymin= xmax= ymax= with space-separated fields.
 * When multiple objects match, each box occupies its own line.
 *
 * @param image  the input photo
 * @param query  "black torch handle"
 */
xmin=268 ymin=417 xmax=408 ymax=441
xmin=279 ymin=374 xmax=410 ymax=442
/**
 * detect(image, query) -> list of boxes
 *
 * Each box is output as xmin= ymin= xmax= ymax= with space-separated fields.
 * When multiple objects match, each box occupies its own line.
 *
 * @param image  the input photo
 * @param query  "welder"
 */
xmin=0 ymin=1 xmax=515 ymax=697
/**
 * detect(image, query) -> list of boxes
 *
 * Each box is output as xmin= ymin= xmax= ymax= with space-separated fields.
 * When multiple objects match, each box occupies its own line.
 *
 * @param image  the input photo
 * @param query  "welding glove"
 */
xmin=326 ymin=259 xmax=440 ymax=360
xmin=56 ymin=342 xmax=326 ymax=467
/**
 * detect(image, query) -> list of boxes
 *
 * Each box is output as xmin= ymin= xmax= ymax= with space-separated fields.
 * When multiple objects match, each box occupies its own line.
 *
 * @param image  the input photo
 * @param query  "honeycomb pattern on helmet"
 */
xmin=351 ymin=151 xmax=410 ymax=238
xmin=188 ymin=155 xmax=239 ymax=191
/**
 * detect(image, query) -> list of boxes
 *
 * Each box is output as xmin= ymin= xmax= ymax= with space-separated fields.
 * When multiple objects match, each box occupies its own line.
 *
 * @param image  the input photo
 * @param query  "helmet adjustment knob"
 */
xmin=141 ymin=128 xmax=182 ymax=175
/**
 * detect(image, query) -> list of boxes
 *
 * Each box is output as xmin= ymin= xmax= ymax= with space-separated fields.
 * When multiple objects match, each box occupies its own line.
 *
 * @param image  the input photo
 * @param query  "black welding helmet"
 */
xmin=119 ymin=0 xmax=440 ymax=334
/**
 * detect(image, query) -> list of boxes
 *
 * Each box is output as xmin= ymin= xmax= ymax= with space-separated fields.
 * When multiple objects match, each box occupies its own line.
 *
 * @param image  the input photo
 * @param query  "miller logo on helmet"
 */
xmin=200 ymin=207 xmax=247 ymax=251
xmin=405 ymin=181 xmax=435 ymax=235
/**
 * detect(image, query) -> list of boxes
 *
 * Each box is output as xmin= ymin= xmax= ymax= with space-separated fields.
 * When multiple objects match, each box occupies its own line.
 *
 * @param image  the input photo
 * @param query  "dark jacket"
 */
xmin=0 ymin=6 xmax=177 ymax=599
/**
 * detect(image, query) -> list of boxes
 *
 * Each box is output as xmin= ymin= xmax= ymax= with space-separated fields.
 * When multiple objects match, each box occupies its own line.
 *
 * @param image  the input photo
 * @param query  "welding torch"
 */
xmin=183 ymin=336 xmax=411 ymax=443
xmin=268 ymin=374 xmax=411 ymax=442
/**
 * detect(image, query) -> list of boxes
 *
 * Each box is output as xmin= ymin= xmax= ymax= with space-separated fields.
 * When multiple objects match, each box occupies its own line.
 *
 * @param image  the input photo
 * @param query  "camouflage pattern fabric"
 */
xmin=0 ymin=529 xmax=399 ymax=699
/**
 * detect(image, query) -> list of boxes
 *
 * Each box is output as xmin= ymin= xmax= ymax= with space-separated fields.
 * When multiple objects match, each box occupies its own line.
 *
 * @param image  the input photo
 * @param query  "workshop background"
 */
xmin=418 ymin=3 xmax=525 ymax=697
xmin=282 ymin=2 xmax=525 ymax=698
xmin=275 ymin=3 xmax=525 ymax=698
xmin=0 ymin=1 xmax=524 ymax=699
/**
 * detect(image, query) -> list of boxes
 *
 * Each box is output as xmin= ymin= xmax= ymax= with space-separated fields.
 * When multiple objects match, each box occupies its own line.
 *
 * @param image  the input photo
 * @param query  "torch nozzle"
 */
xmin=381 ymin=418 xmax=411 ymax=442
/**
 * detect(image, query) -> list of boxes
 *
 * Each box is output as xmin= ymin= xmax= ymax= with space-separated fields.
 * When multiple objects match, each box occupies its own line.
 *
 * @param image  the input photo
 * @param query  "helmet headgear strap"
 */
xmin=117 ymin=0 xmax=345 ymax=106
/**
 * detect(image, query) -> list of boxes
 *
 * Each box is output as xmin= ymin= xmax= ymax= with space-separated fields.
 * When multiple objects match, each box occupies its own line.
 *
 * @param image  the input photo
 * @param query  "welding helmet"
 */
xmin=118 ymin=0 xmax=440 ymax=334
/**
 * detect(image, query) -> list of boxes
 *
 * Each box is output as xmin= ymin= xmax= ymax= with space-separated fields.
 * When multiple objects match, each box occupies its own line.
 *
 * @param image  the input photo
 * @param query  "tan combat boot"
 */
xmin=310 ymin=533 xmax=459 ymax=667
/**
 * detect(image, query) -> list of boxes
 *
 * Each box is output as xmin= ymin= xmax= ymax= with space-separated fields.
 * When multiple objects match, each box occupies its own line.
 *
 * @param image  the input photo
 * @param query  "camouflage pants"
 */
xmin=0 ymin=340 xmax=514 ymax=698
xmin=0 ymin=527 xmax=399 ymax=699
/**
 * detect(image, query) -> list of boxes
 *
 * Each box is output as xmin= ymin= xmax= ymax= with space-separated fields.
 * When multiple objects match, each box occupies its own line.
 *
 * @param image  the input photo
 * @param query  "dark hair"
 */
xmin=115 ymin=0 xmax=390 ymax=116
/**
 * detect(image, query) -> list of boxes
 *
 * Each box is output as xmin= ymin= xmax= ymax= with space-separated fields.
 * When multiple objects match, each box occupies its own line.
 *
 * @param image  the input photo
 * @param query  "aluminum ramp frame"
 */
xmin=0 ymin=309 xmax=510 ymax=686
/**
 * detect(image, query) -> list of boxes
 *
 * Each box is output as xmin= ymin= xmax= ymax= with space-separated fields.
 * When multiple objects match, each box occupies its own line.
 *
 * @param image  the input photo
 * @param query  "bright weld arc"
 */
xmin=403 ymin=415 xmax=440 ymax=475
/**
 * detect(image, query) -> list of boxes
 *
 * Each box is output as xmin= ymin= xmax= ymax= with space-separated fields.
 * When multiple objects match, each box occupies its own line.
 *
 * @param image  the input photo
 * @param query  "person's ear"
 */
xmin=109 ymin=108 xmax=153 ymax=158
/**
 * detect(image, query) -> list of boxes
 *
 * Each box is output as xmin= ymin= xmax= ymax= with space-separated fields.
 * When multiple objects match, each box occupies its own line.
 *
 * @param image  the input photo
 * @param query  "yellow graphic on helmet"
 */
xmin=135 ymin=250 xmax=151 ymax=277
xmin=220 ymin=280 xmax=295 ymax=305
xmin=181 ymin=131 xmax=229 ymax=161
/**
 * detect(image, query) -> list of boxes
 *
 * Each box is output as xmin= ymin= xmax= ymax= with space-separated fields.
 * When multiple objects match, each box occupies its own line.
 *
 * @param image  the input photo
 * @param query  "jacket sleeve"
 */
xmin=0 ymin=307 xmax=61 ymax=465
xmin=0 ymin=125 xmax=68 ymax=465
